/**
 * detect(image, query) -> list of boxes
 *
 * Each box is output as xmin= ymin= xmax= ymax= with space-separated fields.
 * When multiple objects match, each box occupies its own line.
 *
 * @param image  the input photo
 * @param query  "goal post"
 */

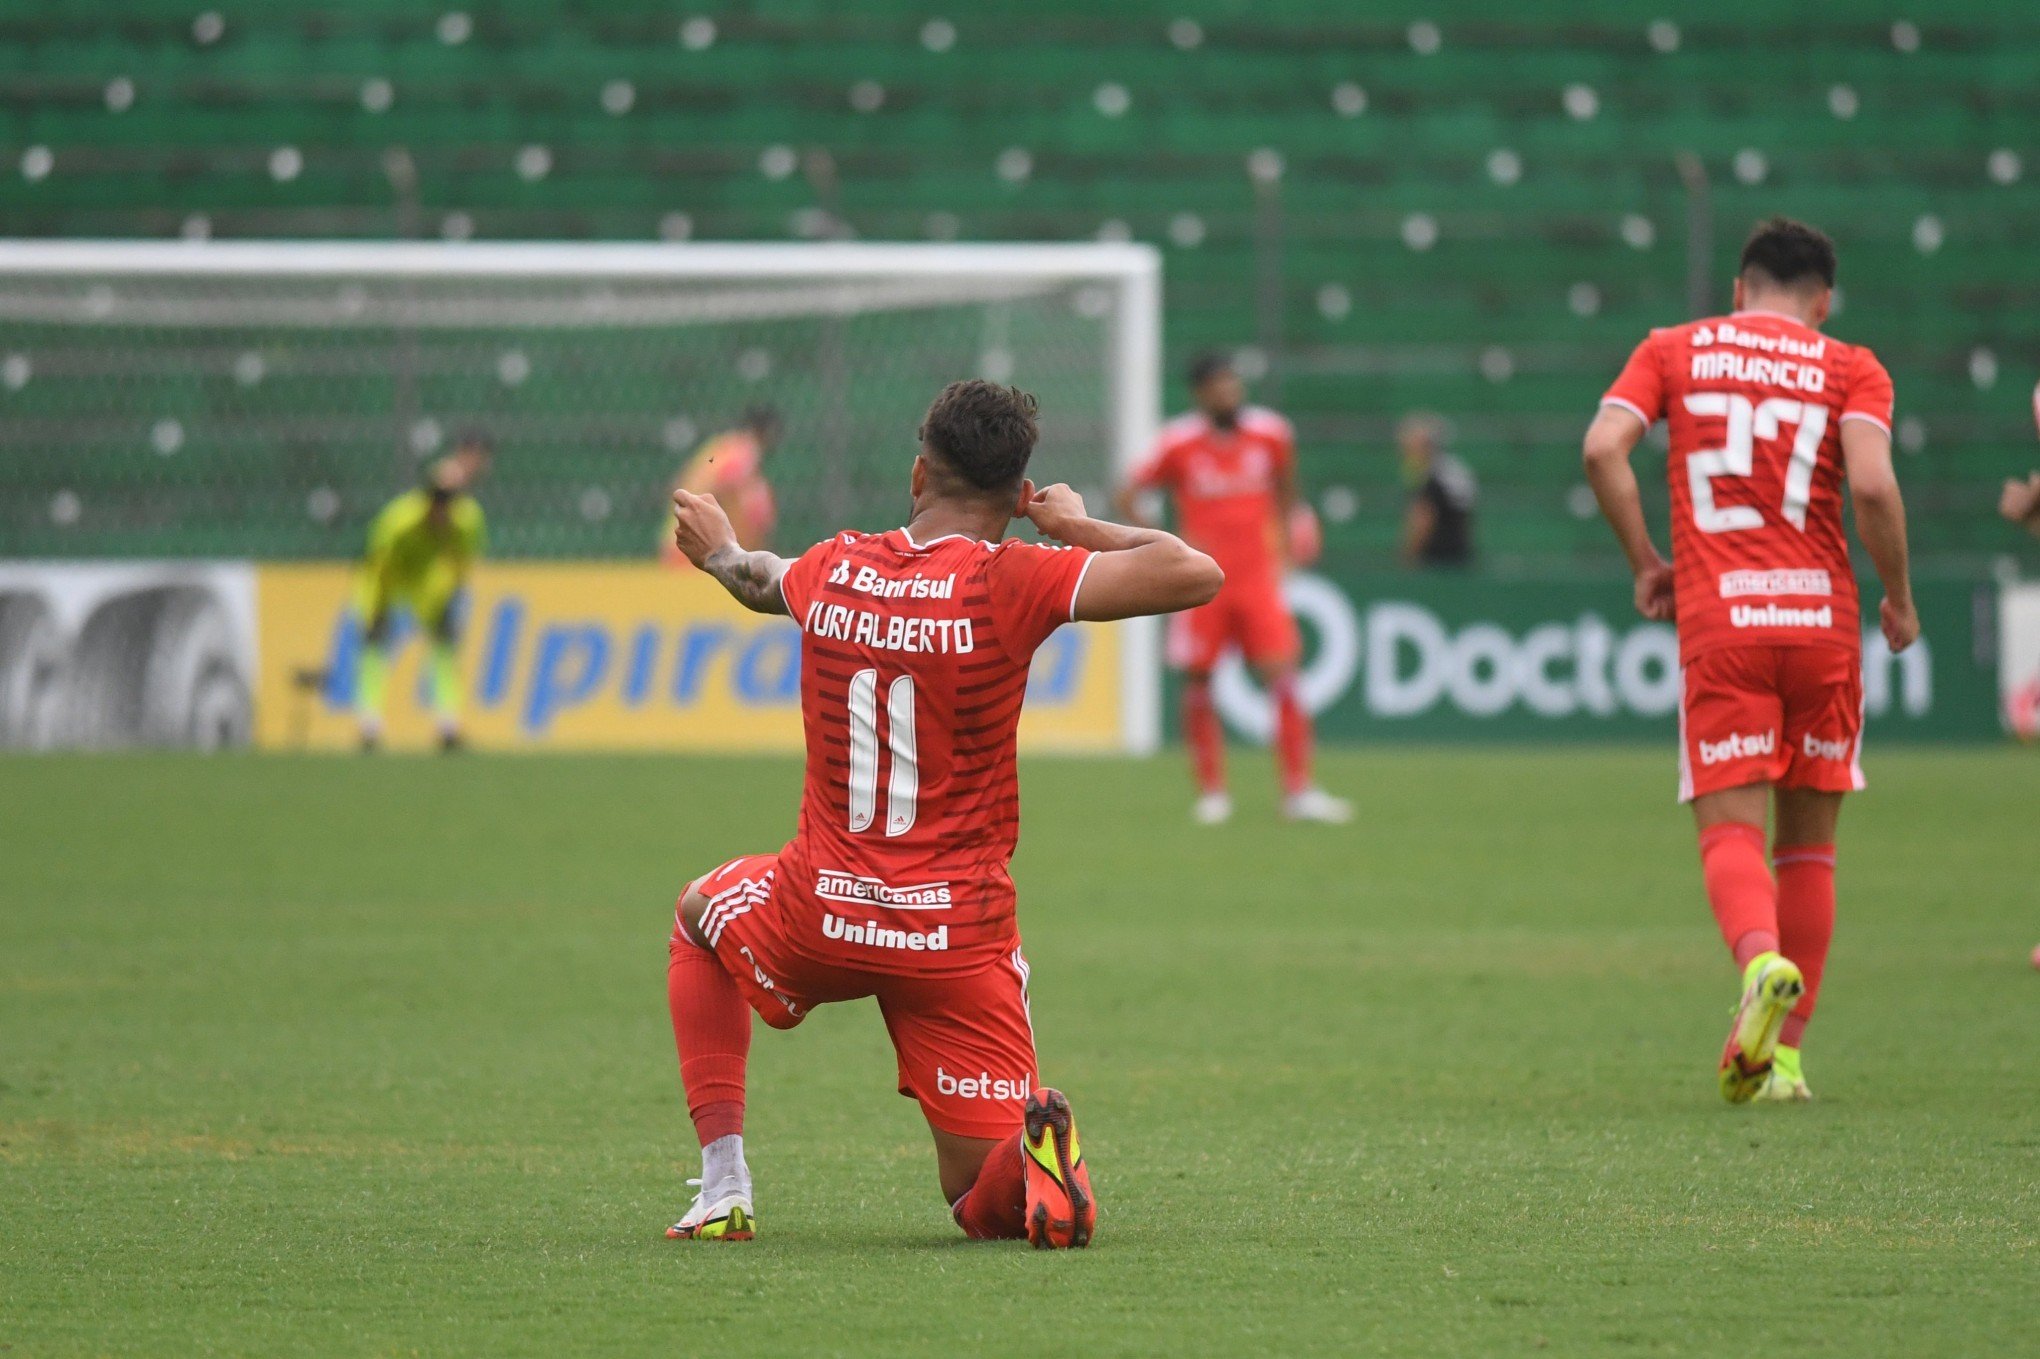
xmin=0 ymin=239 xmax=1164 ymax=752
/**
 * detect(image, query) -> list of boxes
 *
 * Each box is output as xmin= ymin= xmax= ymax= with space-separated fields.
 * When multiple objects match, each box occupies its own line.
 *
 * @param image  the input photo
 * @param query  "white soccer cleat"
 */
xmin=666 ymin=1176 xmax=755 ymax=1241
xmin=1282 ymin=787 xmax=1353 ymax=824
xmin=1193 ymin=791 xmax=1233 ymax=825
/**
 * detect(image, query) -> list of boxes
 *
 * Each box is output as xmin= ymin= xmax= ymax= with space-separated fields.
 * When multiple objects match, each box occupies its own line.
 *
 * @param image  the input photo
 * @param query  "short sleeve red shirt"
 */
xmin=775 ymin=529 xmax=1092 ymax=975
xmin=1602 ymin=311 xmax=1893 ymax=662
xmin=1130 ymin=405 xmax=1294 ymax=584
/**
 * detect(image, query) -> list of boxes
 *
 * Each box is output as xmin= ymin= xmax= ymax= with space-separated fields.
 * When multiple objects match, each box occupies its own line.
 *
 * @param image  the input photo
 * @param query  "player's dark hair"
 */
xmin=742 ymin=404 xmax=781 ymax=437
xmin=451 ymin=429 xmax=495 ymax=456
xmin=1186 ymin=351 xmax=1233 ymax=390
xmin=1738 ymin=217 xmax=1837 ymax=292
xmin=918 ymin=380 xmax=1039 ymax=495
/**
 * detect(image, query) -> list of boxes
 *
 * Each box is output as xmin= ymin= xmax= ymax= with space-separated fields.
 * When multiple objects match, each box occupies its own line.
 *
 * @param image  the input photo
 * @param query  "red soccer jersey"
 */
xmin=1131 ymin=405 xmax=1294 ymax=583
xmin=1601 ymin=309 xmax=1895 ymax=662
xmin=773 ymin=528 xmax=1093 ymax=977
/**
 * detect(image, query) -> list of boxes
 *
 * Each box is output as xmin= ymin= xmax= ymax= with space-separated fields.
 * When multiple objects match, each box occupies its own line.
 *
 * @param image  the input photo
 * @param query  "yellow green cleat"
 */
xmin=1718 ymin=952 xmax=1804 ymax=1104
xmin=1755 ymin=1044 xmax=1812 ymax=1102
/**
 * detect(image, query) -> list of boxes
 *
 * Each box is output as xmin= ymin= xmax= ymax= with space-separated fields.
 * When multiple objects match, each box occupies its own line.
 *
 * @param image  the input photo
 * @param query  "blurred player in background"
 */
xmin=1994 ymin=391 xmax=2040 ymax=735
xmin=2018 ymin=426 xmax=2040 ymax=967
xmin=1397 ymin=412 xmax=1479 ymax=568
xmin=352 ymin=434 xmax=491 ymax=752
xmin=664 ymin=380 xmax=1221 ymax=1247
xmin=1583 ymin=218 xmax=1918 ymax=1103
xmin=1999 ymin=473 xmax=2040 ymax=535
xmin=1997 ymin=383 xmax=2040 ymax=535
xmin=1119 ymin=352 xmax=1350 ymax=825
xmin=661 ymin=406 xmax=780 ymax=565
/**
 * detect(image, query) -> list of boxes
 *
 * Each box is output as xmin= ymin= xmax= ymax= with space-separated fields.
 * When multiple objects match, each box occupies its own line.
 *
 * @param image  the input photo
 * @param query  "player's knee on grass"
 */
xmin=675 ymin=878 xmax=712 ymax=949
xmin=931 ymin=1126 xmax=1002 ymax=1205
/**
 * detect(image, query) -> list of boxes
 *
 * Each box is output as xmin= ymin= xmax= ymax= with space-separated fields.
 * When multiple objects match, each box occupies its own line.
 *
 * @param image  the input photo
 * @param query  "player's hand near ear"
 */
xmin=1020 ymin=482 xmax=1223 ymax=621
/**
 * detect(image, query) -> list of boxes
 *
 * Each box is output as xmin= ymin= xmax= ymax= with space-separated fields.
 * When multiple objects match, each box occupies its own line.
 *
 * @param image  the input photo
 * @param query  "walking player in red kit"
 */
xmin=1583 ymin=218 xmax=1919 ymax=1103
xmin=663 ymin=380 xmax=1221 ymax=1245
xmin=1119 ymin=352 xmax=1350 ymax=825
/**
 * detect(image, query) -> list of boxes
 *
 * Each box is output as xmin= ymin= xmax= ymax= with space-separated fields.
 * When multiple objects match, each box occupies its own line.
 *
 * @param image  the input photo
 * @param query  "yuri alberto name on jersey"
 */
xmin=808 ymin=561 xmax=976 ymax=654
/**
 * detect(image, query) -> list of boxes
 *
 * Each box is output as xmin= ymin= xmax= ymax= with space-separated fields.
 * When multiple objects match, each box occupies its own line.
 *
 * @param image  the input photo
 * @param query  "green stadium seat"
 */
xmin=3 ymin=3 xmax=2039 ymax=565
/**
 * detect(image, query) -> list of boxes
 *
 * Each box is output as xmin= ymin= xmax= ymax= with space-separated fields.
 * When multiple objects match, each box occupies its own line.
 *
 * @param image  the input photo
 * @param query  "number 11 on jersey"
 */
xmin=846 ymin=668 xmax=919 ymax=837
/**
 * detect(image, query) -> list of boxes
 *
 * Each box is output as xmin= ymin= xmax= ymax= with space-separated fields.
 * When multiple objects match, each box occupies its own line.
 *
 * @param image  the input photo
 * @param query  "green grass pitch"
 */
xmin=2 ymin=749 xmax=2034 ymax=1355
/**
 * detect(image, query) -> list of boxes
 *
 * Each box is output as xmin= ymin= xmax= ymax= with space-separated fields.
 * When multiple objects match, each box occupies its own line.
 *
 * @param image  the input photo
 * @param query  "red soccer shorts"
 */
xmin=674 ymin=854 xmax=1039 ymax=1140
xmin=1167 ymin=573 xmax=1301 ymax=672
xmin=1677 ymin=645 xmax=1864 ymax=802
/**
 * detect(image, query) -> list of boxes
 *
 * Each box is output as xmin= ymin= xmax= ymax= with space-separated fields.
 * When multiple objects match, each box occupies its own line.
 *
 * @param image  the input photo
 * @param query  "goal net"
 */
xmin=0 ymin=241 xmax=1159 ymax=561
xmin=0 ymin=240 xmax=1163 ymax=752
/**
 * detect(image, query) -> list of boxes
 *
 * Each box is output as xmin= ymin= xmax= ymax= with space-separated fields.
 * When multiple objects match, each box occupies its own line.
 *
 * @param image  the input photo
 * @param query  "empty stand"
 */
xmin=2 ymin=4 xmax=2036 ymax=564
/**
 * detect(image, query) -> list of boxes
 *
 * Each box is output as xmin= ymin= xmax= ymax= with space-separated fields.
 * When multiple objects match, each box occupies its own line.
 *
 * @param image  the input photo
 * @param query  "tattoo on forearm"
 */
xmin=704 ymin=544 xmax=789 ymax=615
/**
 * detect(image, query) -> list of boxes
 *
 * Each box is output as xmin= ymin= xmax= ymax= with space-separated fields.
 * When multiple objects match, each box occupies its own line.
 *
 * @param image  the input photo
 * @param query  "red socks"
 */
xmin=1271 ymin=675 xmax=1313 ymax=797
xmin=951 ymin=1132 xmax=1028 ymax=1240
xmin=1774 ymin=845 xmax=1836 ymax=1047
xmin=1697 ymin=821 xmax=1779 ymax=966
xmin=1183 ymin=675 xmax=1313 ymax=796
xmin=1182 ymin=679 xmax=1226 ymax=794
xmin=1698 ymin=826 xmax=1839 ymax=1047
xmin=668 ymin=932 xmax=751 ymax=1146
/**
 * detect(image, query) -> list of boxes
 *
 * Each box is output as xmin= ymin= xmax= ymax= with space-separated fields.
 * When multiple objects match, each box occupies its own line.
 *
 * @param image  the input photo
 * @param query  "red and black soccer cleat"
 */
xmin=1022 ymin=1087 xmax=1095 ymax=1249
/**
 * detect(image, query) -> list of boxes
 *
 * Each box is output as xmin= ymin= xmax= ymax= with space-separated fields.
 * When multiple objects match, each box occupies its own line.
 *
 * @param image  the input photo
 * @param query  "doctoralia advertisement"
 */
xmin=1200 ymin=571 xmax=1996 ymax=745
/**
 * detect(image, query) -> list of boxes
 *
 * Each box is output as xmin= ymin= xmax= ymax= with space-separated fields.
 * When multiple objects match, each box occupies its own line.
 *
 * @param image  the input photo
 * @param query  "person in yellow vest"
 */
xmin=661 ymin=407 xmax=779 ymax=565
xmin=352 ymin=435 xmax=491 ymax=751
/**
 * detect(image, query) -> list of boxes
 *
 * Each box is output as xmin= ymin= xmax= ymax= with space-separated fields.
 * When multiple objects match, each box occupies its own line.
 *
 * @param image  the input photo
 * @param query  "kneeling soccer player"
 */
xmin=1582 ymin=217 xmax=1919 ymax=1103
xmin=663 ymin=380 xmax=1222 ymax=1246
